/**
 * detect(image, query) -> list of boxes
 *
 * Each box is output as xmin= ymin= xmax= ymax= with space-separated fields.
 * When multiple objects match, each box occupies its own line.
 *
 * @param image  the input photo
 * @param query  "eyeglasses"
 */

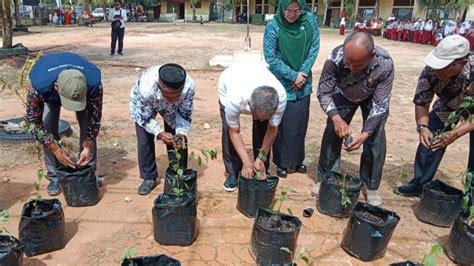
xmin=284 ymin=9 xmax=302 ymax=15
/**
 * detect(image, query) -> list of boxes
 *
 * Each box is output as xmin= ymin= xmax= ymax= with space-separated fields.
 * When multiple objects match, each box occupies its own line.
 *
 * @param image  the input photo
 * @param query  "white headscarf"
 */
xmin=419 ymin=21 xmax=426 ymax=31
xmin=340 ymin=17 xmax=346 ymax=26
xmin=424 ymin=20 xmax=433 ymax=31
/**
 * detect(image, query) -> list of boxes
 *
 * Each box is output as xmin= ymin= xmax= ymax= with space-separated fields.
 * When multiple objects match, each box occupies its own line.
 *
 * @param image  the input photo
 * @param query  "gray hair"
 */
xmin=250 ymin=86 xmax=279 ymax=118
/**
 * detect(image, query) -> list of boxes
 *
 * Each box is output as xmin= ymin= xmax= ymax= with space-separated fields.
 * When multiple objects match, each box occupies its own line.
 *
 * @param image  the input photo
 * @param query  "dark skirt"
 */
xmin=272 ymin=96 xmax=310 ymax=168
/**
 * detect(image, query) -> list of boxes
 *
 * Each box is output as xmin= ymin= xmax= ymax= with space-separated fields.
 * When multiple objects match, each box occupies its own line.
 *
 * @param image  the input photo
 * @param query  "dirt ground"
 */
xmin=0 ymin=23 xmax=470 ymax=265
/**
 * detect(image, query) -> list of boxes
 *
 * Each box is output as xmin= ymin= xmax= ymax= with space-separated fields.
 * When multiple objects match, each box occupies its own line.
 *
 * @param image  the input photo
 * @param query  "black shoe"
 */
xmin=47 ymin=179 xmax=62 ymax=196
xmin=118 ymin=52 xmax=123 ymax=56
xmin=394 ymin=183 xmax=422 ymax=197
xmin=296 ymin=165 xmax=307 ymax=174
xmin=223 ymin=174 xmax=238 ymax=192
xmin=110 ymin=52 xmax=114 ymax=56
xmin=138 ymin=179 xmax=158 ymax=195
xmin=96 ymin=176 xmax=103 ymax=187
xmin=276 ymin=167 xmax=288 ymax=178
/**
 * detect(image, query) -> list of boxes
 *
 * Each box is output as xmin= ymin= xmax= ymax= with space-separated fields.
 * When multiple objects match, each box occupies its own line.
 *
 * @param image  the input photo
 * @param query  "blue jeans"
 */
xmin=410 ymin=111 xmax=474 ymax=187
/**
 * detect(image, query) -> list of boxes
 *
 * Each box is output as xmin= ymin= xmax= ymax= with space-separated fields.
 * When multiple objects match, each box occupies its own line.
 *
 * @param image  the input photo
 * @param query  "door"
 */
xmin=179 ymin=3 xmax=185 ymax=19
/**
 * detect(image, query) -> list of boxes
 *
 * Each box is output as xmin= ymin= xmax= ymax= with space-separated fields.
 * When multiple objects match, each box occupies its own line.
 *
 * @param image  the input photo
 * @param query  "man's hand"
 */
xmin=292 ymin=72 xmax=307 ymax=90
xmin=431 ymin=131 xmax=458 ymax=151
xmin=331 ymin=115 xmax=351 ymax=138
xmin=253 ymin=158 xmax=266 ymax=179
xmin=241 ymin=161 xmax=254 ymax=178
xmin=175 ymin=133 xmax=187 ymax=149
xmin=77 ymin=140 xmax=94 ymax=167
xmin=343 ymin=132 xmax=369 ymax=152
xmin=50 ymin=144 xmax=75 ymax=169
xmin=158 ymin=132 xmax=174 ymax=146
xmin=419 ymin=127 xmax=433 ymax=149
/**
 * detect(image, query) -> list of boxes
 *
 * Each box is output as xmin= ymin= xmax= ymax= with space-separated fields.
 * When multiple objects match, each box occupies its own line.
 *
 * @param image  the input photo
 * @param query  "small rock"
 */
xmin=203 ymin=123 xmax=211 ymax=130
xmin=125 ymin=196 xmax=132 ymax=202
xmin=122 ymin=156 xmax=127 ymax=160
xmin=135 ymin=67 xmax=142 ymax=72
xmin=2 ymin=177 xmax=10 ymax=183
xmin=113 ymin=142 xmax=119 ymax=147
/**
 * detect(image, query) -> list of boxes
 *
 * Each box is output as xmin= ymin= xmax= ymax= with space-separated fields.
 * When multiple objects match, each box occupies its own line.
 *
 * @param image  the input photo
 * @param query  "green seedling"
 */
xmin=433 ymin=96 xmax=473 ymax=144
xmin=120 ymin=247 xmax=137 ymax=263
xmin=280 ymin=246 xmax=310 ymax=265
xmin=339 ymin=170 xmax=352 ymax=209
xmin=422 ymin=244 xmax=443 ymax=266
xmin=0 ymin=209 xmax=11 ymax=235
xmin=460 ymin=171 xmax=474 ymax=222
xmin=32 ymin=168 xmax=44 ymax=214
xmin=269 ymin=187 xmax=297 ymax=217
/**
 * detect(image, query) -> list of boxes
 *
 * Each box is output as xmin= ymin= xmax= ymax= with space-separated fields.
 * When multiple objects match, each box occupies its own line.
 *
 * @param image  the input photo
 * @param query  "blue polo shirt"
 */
xmin=29 ymin=52 xmax=102 ymax=104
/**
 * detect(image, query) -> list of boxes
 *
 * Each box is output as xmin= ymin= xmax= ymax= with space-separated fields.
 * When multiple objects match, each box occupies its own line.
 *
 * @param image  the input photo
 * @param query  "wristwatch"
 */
xmin=416 ymin=124 xmax=429 ymax=133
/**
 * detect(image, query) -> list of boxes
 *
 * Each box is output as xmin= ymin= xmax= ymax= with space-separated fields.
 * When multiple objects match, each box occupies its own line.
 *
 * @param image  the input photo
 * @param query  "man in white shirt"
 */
xmin=110 ymin=1 xmax=127 ymax=55
xmin=218 ymin=62 xmax=287 ymax=192
xmin=130 ymin=63 xmax=195 ymax=195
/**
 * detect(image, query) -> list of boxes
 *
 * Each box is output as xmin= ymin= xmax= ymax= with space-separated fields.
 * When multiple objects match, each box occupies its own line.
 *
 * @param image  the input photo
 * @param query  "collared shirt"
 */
xmin=109 ymin=8 xmax=127 ymax=28
xmin=413 ymin=56 xmax=474 ymax=122
xmin=129 ymin=65 xmax=195 ymax=137
xmin=26 ymin=52 xmax=103 ymax=148
xmin=218 ymin=62 xmax=287 ymax=128
xmin=318 ymin=45 xmax=394 ymax=135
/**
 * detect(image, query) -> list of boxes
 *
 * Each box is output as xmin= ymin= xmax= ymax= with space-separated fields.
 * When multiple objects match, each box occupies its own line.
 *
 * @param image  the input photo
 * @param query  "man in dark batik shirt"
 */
xmin=316 ymin=32 xmax=394 ymax=206
xmin=26 ymin=52 xmax=103 ymax=196
xmin=395 ymin=35 xmax=474 ymax=197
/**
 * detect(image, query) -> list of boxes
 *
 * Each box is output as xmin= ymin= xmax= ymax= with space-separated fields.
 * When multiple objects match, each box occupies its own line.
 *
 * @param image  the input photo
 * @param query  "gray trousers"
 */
xmin=43 ymin=103 xmax=97 ymax=181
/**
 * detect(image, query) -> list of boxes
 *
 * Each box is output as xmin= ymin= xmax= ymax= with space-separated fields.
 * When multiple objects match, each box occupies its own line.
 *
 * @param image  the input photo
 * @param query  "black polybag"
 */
xmin=414 ymin=179 xmax=463 ymax=227
xmin=389 ymin=261 xmax=421 ymax=266
xmin=445 ymin=212 xmax=474 ymax=265
xmin=57 ymin=165 xmax=100 ymax=207
xmin=341 ymin=202 xmax=400 ymax=262
xmin=0 ymin=235 xmax=23 ymax=266
xmin=249 ymin=208 xmax=302 ymax=265
xmin=19 ymin=199 xmax=66 ymax=257
xmin=163 ymin=167 xmax=197 ymax=196
xmin=237 ymin=175 xmax=279 ymax=218
xmin=317 ymin=172 xmax=362 ymax=218
xmin=152 ymin=192 xmax=197 ymax=246
xmin=121 ymin=254 xmax=181 ymax=266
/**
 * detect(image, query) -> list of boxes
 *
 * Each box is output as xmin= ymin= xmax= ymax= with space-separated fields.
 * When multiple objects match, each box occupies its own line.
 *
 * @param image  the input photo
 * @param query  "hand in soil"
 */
xmin=343 ymin=132 xmax=369 ymax=152
xmin=77 ymin=147 xmax=92 ymax=167
xmin=253 ymin=159 xmax=266 ymax=179
xmin=52 ymin=146 xmax=75 ymax=169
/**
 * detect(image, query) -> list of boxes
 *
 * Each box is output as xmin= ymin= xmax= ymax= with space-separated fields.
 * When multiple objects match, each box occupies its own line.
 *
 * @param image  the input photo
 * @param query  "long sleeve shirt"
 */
xmin=263 ymin=12 xmax=320 ymax=101
xmin=317 ymin=45 xmax=394 ymax=135
xmin=129 ymin=65 xmax=195 ymax=137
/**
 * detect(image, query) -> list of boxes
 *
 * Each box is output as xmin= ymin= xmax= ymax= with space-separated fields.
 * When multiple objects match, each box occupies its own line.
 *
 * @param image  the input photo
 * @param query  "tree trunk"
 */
xmin=462 ymin=8 xmax=467 ymax=22
xmin=1 ymin=0 xmax=13 ymax=48
xmin=374 ymin=0 xmax=379 ymax=18
xmin=13 ymin=0 xmax=21 ymax=27
xmin=83 ymin=0 xmax=91 ymax=14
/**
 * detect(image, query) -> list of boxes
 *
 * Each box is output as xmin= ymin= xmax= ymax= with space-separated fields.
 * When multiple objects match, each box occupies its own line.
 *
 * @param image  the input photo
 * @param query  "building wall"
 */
xmin=185 ymin=2 xmax=210 ymax=20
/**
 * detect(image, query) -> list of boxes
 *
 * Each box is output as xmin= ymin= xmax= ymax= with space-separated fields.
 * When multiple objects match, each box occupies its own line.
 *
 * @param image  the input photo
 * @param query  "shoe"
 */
xmin=393 ymin=183 xmax=422 ymax=197
xmin=118 ymin=52 xmax=123 ymax=56
xmin=223 ymin=174 xmax=238 ymax=192
xmin=365 ymin=189 xmax=383 ymax=206
xmin=311 ymin=182 xmax=321 ymax=196
xmin=138 ymin=179 xmax=158 ymax=195
xmin=276 ymin=167 xmax=288 ymax=178
xmin=96 ymin=176 xmax=103 ymax=187
xmin=110 ymin=52 xmax=114 ymax=56
xmin=47 ymin=179 xmax=62 ymax=196
xmin=296 ymin=165 xmax=307 ymax=174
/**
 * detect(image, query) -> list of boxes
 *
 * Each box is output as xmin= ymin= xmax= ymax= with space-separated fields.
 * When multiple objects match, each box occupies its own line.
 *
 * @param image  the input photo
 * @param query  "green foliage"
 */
xmin=32 ymin=168 xmax=44 ymax=213
xmin=0 ymin=210 xmax=10 ymax=235
xmin=398 ymin=157 xmax=409 ymax=180
xmin=422 ymin=244 xmax=443 ymax=266
xmin=339 ymin=173 xmax=352 ymax=208
xmin=461 ymin=170 xmax=473 ymax=218
xmin=270 ymin=187 xmax=297 ymax=215
xmin=280 ymin=246 xmax=310 ymax=265
xmin=120 ymin=247 xmax=137 ymax=262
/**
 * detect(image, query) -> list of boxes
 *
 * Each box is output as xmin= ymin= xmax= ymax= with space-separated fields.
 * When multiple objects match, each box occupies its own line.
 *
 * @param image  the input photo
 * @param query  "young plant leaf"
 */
xmin=177 ymin=169 xmax=184 ymax=177
xmin=37 ymin=169 xmax=44 ymax=181
xmin=175 ymin=152 xmax=182 ymax=161
xmin=33 ymin=182 xmax=40 ymax=191
xmin=431 ymin=244 xmax=443 ymax=256
xmin=422 ymin=254 xmax=436 ymax=266
xmin=287 ymin=208 xmax=294 ymax=216
xmin=280 ymin=247 xmax=292 ymax=254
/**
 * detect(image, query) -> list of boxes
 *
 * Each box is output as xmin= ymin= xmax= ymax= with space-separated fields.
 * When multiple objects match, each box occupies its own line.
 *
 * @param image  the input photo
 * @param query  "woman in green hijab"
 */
xmin=264 ymin=0 xmax=320 ymax=178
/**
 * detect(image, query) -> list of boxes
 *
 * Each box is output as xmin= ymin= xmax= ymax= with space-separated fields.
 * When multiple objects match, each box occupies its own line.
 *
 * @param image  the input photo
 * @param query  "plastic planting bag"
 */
xmin=57 ymin=165 xmax=100 ymax=207
xmin=19 ymin=199 xmax=66 ymax=257
xmin=152 ymin=192 xmax=197 ymax=246
xmin=237 ymin=175 xmax=279 ymax=218
xmin=121 ymin=254 xmax=181 ymax=266
xmin=445 ymin=212 xmax=474 ymax=264
xmin=415 ymin=180 xmax=463 ymax=227
xmin=0 ymin=235 xmax=24 ymax=266
xmin=341 ymin=202 xmax=400 ymax=262
xmin=164 ymin=167 xmax=197 ymax=196
xmin=249 ymin=208 xmax=302 ymax=265
xmin=317 ymin=172 xmax=362 ymax=218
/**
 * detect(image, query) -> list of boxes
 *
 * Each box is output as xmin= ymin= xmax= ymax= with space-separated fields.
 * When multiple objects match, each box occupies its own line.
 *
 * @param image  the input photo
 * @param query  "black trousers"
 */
xmin=220 ymin=102 xmax=270 ymax=176
xmin=135 ymin=122 xmax=188 ymax=180
xmin=111 ymin=27 xmax=125 ymax=54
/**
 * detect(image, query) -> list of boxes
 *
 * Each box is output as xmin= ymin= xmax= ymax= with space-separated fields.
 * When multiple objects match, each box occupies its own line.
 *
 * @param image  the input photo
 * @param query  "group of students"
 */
xmin=24 ymin=0 xmax=473 ymax=211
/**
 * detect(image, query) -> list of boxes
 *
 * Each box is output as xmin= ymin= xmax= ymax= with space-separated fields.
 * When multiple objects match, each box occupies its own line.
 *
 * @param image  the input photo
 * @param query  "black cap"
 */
xmin=158 ymin=63 xmax=186 ymax=90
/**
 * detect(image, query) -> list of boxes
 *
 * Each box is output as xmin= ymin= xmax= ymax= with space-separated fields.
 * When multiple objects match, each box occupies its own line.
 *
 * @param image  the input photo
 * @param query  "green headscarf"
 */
xmin=274 ymin=0 xmax=313 ymax=71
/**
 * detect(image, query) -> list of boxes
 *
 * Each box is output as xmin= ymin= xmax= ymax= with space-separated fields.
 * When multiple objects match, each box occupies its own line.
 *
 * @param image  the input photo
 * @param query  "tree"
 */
xmin=446 ymin=0 xmax=474 ymax=21
xmin=190 ymin=0 xmax=198 ymax=20
xmin=13 ymin=0 xmax=21 ymax=28
xmin=0 ymin=0 xmax=13 ymax=48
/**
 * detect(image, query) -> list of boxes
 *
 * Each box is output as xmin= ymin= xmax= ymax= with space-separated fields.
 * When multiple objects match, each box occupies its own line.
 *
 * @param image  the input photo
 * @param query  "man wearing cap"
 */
xmin=218 ymin=62 xmax=287 ymax=192
xmin=130 ymin=63 xmax=195 ymax=195
xmin=26 ymin=52 xmax=103 ymax=196
xmin=395 ymin=35 xmax=473 ymax=197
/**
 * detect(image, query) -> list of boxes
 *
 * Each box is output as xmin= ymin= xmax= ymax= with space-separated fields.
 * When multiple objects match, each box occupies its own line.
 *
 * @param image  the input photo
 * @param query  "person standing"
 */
xmin=340 ymin=17 xmax=346 ymax=35
xmin=394 ymin=35 xmax=473 ymax=196
xmin=263 ymin=0 xmax=320 ymax=178
xmin=26 ymin=52 xmax=103 ymax=196
xmin=110 ymin=1 xmax=127 ymax=56
xmin=316 ymin=32 xmax=394 ymax=206
xmin=218 ymin=62 xmax=287 ymax=191
xmin=129 ymin=64 xmax=195 ymax=195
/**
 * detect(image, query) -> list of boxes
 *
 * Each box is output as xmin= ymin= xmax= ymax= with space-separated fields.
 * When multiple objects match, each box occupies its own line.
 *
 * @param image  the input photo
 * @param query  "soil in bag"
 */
xmin=249 ymin=208 xmax=302 ymax=265
xmin=445 ymin=212 xmax=474 ymax=265
xmin=121 ymin=254 xmax=181 ymax=266
xmin=0 ymin=235 xmax=24 ymax=266
xmin=317 ymin=172 xmax=362 ymax=218
xmin=164 ymin=167 xmax=197 ymax=196
xmin=341 ymin=202 xmax=400 ymax=262
xmin=19 ymin=199 xmax=66 ymax=257
xmin=57 ymin=165 xmax=101 ymax=207
xmin=415 ymin=179 xmax=463 ymax=227
xmin=152 ymin=192 xmax=197 ymax=246
xmin=237 ymin=175 xmax=279 ymax=218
